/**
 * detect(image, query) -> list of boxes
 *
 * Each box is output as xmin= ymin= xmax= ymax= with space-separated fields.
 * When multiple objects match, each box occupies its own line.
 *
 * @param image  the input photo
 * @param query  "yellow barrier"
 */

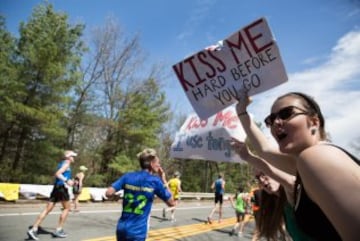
xmin=0 ymin=183 xmax=20 ymax=201
xmin=78 ymin=187 xmax=91 ymax=201
xmin=0 ymin=183 xmax=228 ymax=202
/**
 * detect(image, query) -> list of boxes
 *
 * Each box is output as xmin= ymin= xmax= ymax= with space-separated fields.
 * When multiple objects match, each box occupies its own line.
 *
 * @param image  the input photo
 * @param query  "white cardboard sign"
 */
xmin=170 ymin=105 xmax=246 ymax=163
xmin=172 ymin=18 xmax=287 ymax=119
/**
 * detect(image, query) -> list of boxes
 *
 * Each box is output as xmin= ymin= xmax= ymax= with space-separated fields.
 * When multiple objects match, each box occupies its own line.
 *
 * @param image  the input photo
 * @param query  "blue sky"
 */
xmin=2 ymin=0 xmax=360 ymax=152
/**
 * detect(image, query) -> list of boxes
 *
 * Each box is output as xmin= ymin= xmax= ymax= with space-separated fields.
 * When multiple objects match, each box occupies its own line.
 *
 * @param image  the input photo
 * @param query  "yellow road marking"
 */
xmin=83 ymin=217 xmax=238 ymax=241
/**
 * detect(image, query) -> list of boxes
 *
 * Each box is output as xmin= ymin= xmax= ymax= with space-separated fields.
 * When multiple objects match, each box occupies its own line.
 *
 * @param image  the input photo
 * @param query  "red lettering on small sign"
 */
xmin=185 ymin=116 xmax=208 ymax=130
xmin=213 ymin=111 xmax=238 ymax=129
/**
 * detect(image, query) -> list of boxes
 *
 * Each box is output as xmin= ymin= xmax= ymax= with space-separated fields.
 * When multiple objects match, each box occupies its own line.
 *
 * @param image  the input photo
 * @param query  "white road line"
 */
xmin=0 ymin=205 xmax=215 ymax=217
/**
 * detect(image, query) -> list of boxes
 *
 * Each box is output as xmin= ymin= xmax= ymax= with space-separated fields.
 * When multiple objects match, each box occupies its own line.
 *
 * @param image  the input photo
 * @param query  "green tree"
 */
xmin=71 ymin=17 xmax=172 ymax=186
xmin=0 ymin=4 xmax=85 ymax=182
xmin=0 ymin=16 xmax=18 ymax=180
xmin=104 ymin=78 xmax=171 ymax=183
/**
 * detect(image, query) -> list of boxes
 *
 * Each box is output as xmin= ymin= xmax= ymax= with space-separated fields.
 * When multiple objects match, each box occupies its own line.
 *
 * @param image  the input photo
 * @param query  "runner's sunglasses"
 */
xmin=264 ymin=106 xmax=309 ymax=127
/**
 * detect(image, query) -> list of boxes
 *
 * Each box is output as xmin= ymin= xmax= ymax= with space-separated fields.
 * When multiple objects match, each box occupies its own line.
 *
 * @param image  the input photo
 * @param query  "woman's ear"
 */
xmin=306 ymin=113 xmax=318 ymax=127
xmin=309 ymin=116 xmax=320 ymax=135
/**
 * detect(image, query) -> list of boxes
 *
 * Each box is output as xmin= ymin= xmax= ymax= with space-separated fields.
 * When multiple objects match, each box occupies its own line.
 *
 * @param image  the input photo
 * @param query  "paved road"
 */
xmin=0 ymin=200 xmax=258 ymax=241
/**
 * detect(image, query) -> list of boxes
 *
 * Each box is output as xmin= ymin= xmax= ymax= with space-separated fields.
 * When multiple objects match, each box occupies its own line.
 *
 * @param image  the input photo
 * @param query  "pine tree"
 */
xmin=0 ymin=4 xmax=85 ymax=183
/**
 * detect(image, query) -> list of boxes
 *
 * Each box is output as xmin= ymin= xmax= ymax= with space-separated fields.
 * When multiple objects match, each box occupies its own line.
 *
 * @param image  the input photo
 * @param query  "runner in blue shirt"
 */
xmin=106 ymin=148 xmax=175 ymax=241
xmin=27 ymin=150 xmax=77 ymax=240
xmin=207 ymin=173 xmax=226 ymax=224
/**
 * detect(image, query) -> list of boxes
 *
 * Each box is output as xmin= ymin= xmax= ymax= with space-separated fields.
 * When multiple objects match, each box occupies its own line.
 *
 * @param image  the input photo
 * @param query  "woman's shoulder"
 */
xmin=301 ymin=142 xmax=335 ymax=152
xmin=301 ymin=143 xmax=353 ymax=159
xmin=299 ymin=143 xmax=357 ymax=173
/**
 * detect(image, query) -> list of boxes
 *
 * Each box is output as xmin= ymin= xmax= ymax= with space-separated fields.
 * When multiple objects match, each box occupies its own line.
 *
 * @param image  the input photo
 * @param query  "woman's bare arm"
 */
xmin=231 ymin=138 xmax=295 ymax=202
xmin=236 ymin=96 xmax=297 ymax=174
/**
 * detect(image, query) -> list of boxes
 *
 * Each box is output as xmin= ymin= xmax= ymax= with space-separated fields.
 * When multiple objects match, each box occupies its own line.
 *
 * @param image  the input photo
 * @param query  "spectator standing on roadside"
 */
xmin=27 ymin=150 xmax=77 ymax=240
xmin=231 ymin=139 xmax=315 ymax=241
xmin=250 ymin=186 xmax=262 ymax=241
xmin=234 ymin=92 xmax=360 ymax=240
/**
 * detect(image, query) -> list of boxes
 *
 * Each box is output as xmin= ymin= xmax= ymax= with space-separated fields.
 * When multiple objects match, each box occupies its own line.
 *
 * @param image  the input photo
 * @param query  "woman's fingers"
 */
xmin=235 ymin=92 xmax=252 ymax=114
xmin=230 ymin=138 xmax=245 ymax=148
xmin=230 ymin=138 xmax=251 ymax=159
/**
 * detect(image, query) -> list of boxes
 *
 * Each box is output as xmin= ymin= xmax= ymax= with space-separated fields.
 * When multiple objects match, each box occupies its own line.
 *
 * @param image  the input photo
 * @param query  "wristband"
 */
xmin=238 ymin=111 xmax=248 ymax=116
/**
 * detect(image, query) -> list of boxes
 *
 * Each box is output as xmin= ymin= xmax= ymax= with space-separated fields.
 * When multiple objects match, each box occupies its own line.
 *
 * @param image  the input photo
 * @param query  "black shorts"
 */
xmin=49 ymin=185 xmax=70 ymax=202
xmin=73 ymin=184 xmax=81 ymax=195
xmin=214 ymin=193 xmax=223 ymax=204
xmin=235 ymin=210 xmax=245 ymax=220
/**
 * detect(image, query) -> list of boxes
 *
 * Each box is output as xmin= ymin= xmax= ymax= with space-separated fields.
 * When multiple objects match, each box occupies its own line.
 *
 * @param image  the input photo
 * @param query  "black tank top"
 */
xmin=293 ymin=145 xmax=359 ymax=241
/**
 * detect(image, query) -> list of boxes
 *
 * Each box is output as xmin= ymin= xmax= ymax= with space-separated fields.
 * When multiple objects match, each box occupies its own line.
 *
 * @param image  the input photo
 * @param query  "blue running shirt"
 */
xmin=54 ymin=160 xmax=71 ymax=185
xmin=215 ymin=179 xmax=224 ymax=194
xmin=111 ymin=170 xmax=172 ymax=240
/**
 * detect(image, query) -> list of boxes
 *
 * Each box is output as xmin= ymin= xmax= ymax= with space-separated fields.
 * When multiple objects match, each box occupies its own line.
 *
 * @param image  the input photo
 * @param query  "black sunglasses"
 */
xmin=264 ymin=106 xmax=309 ymax=127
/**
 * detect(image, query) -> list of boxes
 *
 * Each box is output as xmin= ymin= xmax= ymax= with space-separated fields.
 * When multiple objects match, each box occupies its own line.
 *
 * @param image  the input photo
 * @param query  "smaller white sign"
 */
xmin=170 ymin=105 xmax=247 ymax=163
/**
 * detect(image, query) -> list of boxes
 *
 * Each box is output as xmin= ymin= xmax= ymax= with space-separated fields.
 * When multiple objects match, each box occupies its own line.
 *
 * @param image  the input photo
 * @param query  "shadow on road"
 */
xmin=192 ymin=217 xmax=208 ymax=224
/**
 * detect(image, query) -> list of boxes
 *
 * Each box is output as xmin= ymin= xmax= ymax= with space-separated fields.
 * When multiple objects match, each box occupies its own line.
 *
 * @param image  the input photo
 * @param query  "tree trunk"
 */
xmin=0 ymin=125 xmax=13 ymax=163
xmin=12 ymin=127 xmax=27 ymax=172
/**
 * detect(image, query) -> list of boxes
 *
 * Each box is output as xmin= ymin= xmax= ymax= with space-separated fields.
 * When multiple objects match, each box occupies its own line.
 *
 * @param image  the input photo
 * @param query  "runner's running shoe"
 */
xmin=52 ymin=229 xmax=67 ymax=238
xmin=27 ymin=229 xmax=39 ymax=240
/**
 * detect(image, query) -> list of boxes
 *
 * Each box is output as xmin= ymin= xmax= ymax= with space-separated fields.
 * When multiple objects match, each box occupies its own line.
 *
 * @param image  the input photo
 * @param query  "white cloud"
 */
xmin=176 ymin=0 xmax=217 ymax=41
xmin=249 ymin=29 xmax=360 ymax=153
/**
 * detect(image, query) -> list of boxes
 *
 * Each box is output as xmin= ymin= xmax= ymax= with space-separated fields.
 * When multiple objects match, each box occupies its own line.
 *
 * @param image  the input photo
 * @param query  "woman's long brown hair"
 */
xmin=257 ymin=186 xmax=289 ymax=240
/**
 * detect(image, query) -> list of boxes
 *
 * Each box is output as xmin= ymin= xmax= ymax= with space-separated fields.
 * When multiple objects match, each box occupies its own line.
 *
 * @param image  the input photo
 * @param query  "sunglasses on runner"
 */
xmin=264 ymin=106 xmax=309 ymax=127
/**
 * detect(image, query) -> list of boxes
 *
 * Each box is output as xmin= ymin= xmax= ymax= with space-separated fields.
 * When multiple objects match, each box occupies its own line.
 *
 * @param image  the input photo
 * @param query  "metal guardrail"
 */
xmin=0 ymin=183 xmax=232 ymax=202
xmin=180 ymin=192 xmax=214 ymax=200
xmin=180 ymin=192 xmax=232 ymax=200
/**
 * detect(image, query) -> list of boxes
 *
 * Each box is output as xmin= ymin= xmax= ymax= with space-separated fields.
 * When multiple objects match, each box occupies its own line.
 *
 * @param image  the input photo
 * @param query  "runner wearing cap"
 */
xmin=27 ymin=150 xmax=77 ymax=240
xmin=72 ymin=165 xmax=88 ymax=212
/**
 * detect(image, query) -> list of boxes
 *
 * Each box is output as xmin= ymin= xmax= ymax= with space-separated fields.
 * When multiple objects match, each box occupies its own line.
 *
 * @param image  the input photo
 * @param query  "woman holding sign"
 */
xmin=233 ymin=92 xmax=360 ymax=241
